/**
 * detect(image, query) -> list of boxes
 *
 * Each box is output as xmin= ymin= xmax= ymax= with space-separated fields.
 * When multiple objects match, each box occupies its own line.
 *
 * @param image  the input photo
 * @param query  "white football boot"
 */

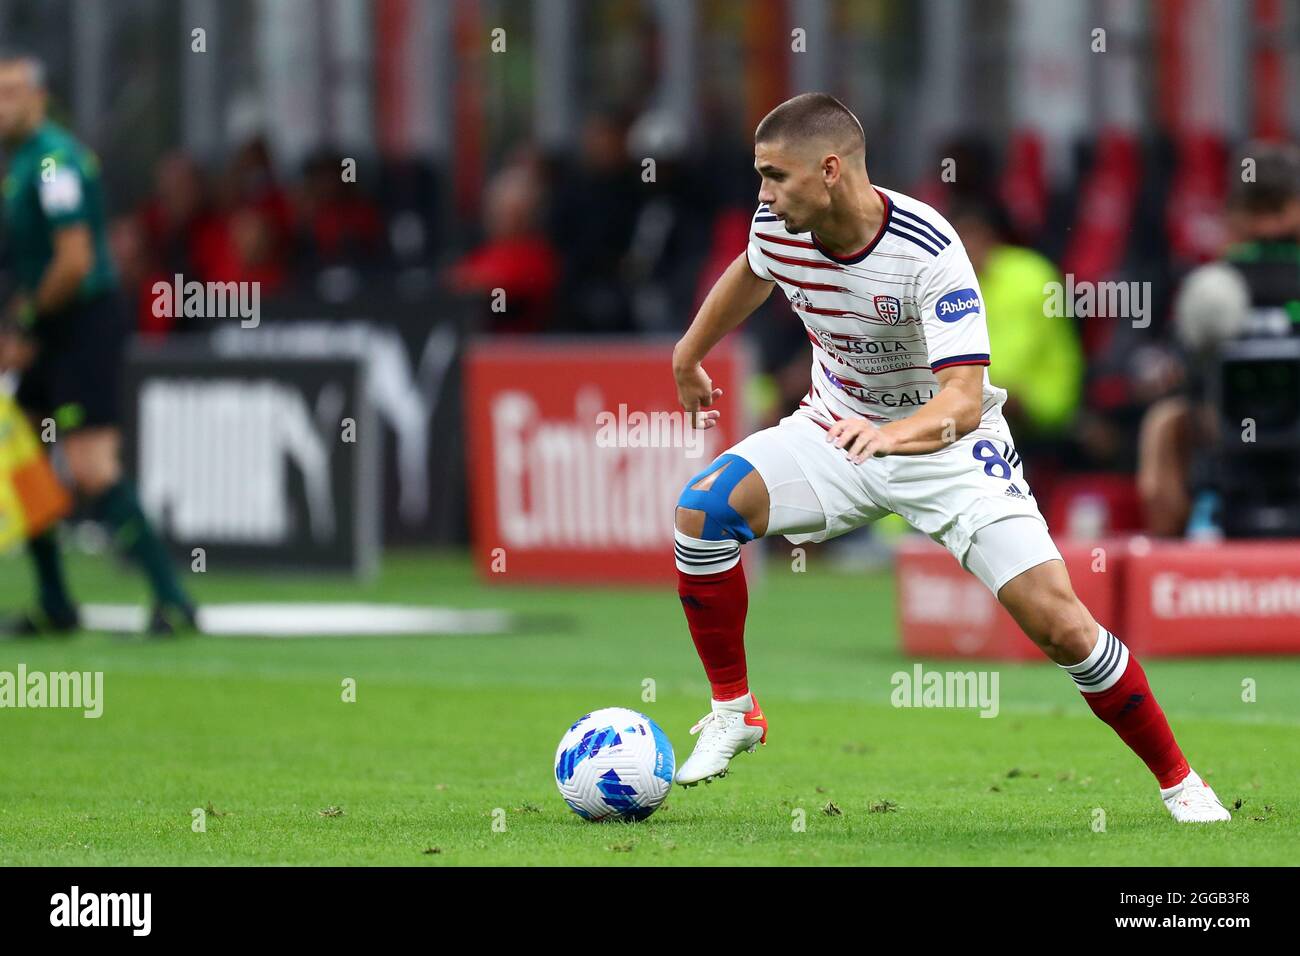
xmin=675 ymin=693 xmax=767 ymax=787
xmin=1160 ymin=769 xmax=1232 ymax=823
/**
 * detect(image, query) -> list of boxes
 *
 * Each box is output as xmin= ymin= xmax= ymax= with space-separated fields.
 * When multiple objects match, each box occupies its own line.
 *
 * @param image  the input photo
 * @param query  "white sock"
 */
xmin=674 ymin=529 xmax=740 ymax=575
xmin=1059 ymin=624 xmax=1129 ymax=693
xmin=713 ymin=692 xmax=753 ymax=713
xmin=1159 ymin=769 xmax=1199 ymax=797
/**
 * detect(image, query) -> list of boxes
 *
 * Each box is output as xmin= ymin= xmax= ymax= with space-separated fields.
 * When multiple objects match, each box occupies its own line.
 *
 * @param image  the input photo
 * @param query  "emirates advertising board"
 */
xmin=464 ymin=338 xmax=752 ymax=584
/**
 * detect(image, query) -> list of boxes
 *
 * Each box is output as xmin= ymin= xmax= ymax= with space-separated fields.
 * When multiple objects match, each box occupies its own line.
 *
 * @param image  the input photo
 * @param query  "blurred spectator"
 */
xmin=949 ymin=199 xmax=1084 ymax=440
xmin=214 ymin=137 xmax=294 ymax=244
xmin=293 ymin=149 xmax=384 ymax=269
xmin=138 ymin=151 xmax=222 ymax=278
xmin=444 ymin=160 xmax=558 ymax=333
xmin=622 ymin=109 xmax=715 ymax=333
xmin=200 ymin=137 xmax=293 ymax=294
xmin=547 ymin=111 xmax=640 ymax=333
xmin=914 ymin=135 xmax=1002 ymax=215
xmin=126 ymin=141 xmax=296 ymax=336
xmin=108 ymin=215 xmax=168 ymax=337
xmin=220 ymin=205 xmax=289 ymax=291
xmin=950 ymin=198 xmax=1085 ymax=515
xmin=1137 ymin=142 xmax=1300 ymax=536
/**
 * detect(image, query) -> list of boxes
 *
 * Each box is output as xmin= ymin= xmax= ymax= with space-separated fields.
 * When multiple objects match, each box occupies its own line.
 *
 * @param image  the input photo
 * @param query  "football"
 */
xmin=554 ymin=708 xmax=675 ymax=821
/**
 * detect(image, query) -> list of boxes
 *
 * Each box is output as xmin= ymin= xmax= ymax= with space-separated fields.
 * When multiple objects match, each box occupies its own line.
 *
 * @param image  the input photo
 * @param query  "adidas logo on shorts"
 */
xmin=1003 ymin=483 xmax=1027 ymax=500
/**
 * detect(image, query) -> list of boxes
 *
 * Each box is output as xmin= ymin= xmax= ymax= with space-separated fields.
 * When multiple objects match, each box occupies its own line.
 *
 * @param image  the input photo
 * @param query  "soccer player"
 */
xmin=670 ymin=93 xmax=1229 ymax=823
xmin=0 ymin=52 xmax=197 ymax=636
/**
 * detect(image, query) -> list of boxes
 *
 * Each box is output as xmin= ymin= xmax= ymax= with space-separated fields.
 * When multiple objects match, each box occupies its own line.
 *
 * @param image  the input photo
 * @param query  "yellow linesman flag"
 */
xmin=0 ymin=392 xmax=70 ymax=553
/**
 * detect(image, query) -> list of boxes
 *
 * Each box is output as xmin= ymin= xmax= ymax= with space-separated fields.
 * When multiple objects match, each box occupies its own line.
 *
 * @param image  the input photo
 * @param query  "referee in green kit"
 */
xmin=0 ymin=51 xmax=196 ymax=636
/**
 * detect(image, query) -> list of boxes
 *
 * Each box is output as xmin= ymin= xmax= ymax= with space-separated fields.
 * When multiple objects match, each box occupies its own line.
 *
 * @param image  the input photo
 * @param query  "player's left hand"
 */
xmin=826 ymin=417 xmax=897 ymax=463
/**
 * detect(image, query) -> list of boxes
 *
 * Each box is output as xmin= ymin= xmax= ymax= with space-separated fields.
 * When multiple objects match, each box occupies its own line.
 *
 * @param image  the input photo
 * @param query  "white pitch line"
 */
xmin=80 ymin=603 xmax=514 ymax=637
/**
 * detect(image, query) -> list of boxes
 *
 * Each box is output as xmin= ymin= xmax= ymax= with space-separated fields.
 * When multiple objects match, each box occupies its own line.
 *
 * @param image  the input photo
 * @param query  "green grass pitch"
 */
xmin=0 ymin=546 xmax=1296 ymax=866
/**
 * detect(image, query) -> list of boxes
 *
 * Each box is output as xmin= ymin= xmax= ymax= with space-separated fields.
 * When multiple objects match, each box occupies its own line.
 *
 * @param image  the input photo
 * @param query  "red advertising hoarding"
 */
xmin=1122 ymin=538 xmax=1300 ymax=656
xmin=464 ymin=337 xmax=752 ymax=584
xmin=898 ymin=534 xmax=1300 ymax=659
xmin=897 ymin=536 xmax=1120 ymax=660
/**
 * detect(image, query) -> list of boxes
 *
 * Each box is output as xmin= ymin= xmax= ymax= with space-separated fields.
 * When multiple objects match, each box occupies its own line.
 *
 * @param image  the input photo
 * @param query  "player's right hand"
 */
xmin=675 ymin=363 xmax=723 ymax=430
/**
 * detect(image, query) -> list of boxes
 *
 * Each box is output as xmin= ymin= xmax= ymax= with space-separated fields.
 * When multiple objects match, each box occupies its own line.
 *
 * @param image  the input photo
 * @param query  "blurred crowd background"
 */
xmin=4 ymin=0 xmax=1300 ymax=544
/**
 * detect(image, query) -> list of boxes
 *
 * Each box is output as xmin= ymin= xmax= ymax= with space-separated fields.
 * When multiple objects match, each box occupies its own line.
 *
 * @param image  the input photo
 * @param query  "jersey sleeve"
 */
xmin=37 ymin=150 xmax=92 ymax=228
xmin=745 ymin=205 xmax=775 ymax=281
xmin=918 ymin=238 xmax=991 ymax=373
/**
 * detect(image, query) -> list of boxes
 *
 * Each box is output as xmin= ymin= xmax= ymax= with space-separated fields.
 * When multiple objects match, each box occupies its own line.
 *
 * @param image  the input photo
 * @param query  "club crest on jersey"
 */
xmin=873 ymin=294 xmax=902 ymax=324
xmin=789 ymin=287 xmax=811 ymax=311
xmin=936 ymin=288 xmax=981 ymax=322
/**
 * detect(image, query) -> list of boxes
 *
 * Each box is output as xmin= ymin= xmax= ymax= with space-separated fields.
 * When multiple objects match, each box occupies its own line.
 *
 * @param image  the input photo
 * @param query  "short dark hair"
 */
xmin=755 ymin=92 xmax=865 ymax=160
xmin=1229 ymin=142 xmax=1300 ymax=214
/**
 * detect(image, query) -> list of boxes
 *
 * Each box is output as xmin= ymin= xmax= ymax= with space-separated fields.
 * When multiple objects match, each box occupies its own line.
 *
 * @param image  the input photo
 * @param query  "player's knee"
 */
xmin=70 ymin=461 xmax=117 ymax=497
xmin=1034 ymin=597 xmax=1095 ymax=662
xmin=64 ymin=439 xmax=121 ymax=497
xmin=674 ymin=453 xmax=760 ymax=543
xmin=674 ymin=506 xmax=706 ymax=537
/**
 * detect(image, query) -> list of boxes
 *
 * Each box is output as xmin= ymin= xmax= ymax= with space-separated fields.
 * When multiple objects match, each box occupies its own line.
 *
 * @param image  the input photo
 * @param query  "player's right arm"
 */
xmin=672 ymin=251 xmax=774 ymax=429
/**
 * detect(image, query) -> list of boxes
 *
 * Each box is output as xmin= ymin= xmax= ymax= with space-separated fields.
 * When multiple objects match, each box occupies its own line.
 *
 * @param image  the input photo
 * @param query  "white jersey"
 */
xmin=746 ymin=185 xmax=1006 ymax=427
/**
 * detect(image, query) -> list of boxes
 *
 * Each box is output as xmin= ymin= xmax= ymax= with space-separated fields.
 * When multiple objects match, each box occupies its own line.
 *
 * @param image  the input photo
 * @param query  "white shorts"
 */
xmin=727 ymin=409 xmax=1062 ymax=594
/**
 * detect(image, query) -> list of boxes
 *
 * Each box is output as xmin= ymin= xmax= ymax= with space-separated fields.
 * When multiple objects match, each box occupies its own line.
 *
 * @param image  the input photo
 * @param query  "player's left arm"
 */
xmin=7 ymin=224 xmax=94 ymax=339
xmin=828 ymin=365 xmax=983 ymax=461
xmin=29 ymin=224 xmax=94 ymax=314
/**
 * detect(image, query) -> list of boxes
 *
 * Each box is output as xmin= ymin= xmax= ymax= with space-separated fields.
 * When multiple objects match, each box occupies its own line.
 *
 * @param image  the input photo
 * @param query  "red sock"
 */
xmin=1078 ymin=652 xmax=1190 ymax=789
xmin=677 ymin=563 xmax=749 ymax=700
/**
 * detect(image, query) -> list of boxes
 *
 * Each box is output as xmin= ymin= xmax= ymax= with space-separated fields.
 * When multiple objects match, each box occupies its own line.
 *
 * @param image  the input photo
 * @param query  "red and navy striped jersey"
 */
xmin=746 ymin=185 xmax=1006 ymax=428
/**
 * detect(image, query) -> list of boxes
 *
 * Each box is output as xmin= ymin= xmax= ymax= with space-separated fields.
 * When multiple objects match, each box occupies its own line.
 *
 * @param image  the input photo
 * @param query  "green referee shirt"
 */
xmin=2 ymin=119 xmax=117 ymax=303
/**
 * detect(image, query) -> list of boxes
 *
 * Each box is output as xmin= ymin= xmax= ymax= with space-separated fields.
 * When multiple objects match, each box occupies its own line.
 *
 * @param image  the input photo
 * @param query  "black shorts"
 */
xmin=14 ymin=292 xmax=130 ymax=433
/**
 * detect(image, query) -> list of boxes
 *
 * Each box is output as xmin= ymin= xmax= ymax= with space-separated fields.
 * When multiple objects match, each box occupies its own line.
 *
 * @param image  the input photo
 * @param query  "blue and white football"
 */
xmin=554 ymin=708 xmax=675 ymax=821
